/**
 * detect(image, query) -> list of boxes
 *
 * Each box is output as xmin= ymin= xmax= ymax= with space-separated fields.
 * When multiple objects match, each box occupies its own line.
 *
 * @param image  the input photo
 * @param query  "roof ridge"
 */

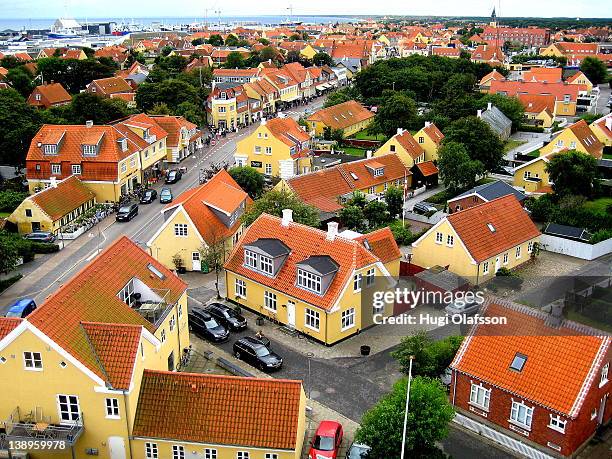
xmin=143 ymin=368 xmax=302 ymax=385
xmin=80 ymin=322 xmax=112 ymax=388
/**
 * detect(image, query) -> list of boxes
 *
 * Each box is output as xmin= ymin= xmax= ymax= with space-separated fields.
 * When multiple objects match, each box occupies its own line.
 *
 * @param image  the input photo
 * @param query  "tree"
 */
xmin=289 ymin=33 xmax=301 ymax=41
xmin=0 ymin=190 xmax=27 ymax=212
xmin=136 ymin=79 xmax=200 ymax=112
xmin=241 ymin=189 xmax=319 ymax=227
xmin=0 ymin=89 xmax=42 ymax=166
xmin=580 ymin=57 xmax=608 ymax=85
xmin=258 ymin=38 xmax=270 ymax=46
xmin=323 ymin=86 xmax=359 ymax=108
xmin=6 ymin=66 xmax=34 ymax=97
xmin=224 ymin=51 xmax=246 ymax=69
xmin=443 ymin=116 xmax=504 ymax=172
xmin=199 ymin=229 xmax=227 ymax=298
xmin=355 ymin=377 xmax=455 ymax=458
xmin=207 ymin=34 xmax=224 ymax=46
xmin=339 ymin=205 xmax=365 ymax=231
xmin=373 ymin=92 xmax=418 ymax=137
xmin=160 ymin=45 xmax=173 ymax=57
xmin=478 ymin=94 xmax=525 ymax=132
xmin=391 ymin=330 xmax=464 ymax=377
xmin=228 ymin=166 xmax=265 ymax=199
xmin=437 ymin=141 xmax=484 ymax=191
xmin=155 ymin=55 xmax=188 ymax=75
xmin=147 ymin=103 xmax=171 ymax=115
xmin=385 ymin=186 xmax=404 ymax=219
xmin=0 ymin=230 xmax=22 ymax=274
xmin=70 ymin=92 xmax=130 ymax=124
xmin=36 ymin=57 xmax=116 ymax=93
xmin=313 ymin=52 xmax=334 ymax=67
xmin=285 ymin=50 xmax=301 ymax=63
xmin=258 ymin=46 xmax=281 ymax=65
xmin=224 ymin=35 xmax=240 ymax=47
xmin=546 ymin=150 xmax=599 ymax=199
xmin=364 ymin=200 xmax=389 ymax=228
xmin=345 ymin=191 xmax=367 ymax=208
xmin=191 ymin=38 xmax=205 ymax=46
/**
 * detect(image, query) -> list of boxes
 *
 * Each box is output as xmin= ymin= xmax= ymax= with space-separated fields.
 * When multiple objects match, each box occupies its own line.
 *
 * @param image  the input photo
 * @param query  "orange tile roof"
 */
xmin=132 ymin=370 xmax=303 ymax=449
xmin=27 ymin=236 xmax=187 ymax=389
xmin=30 ymin=175 xmax=95 ymax=221
xmin=452 ymin=301 xmax=610 ymax=417
xmin=517 ymin=93 xmax=556 ymax=114
xmin=394 ymin=130 xmax=425 ymax=159
xmin=168 ymin=170 xmax=250 ymax=244
xmin=354 ymin=227 xmax=401 ymax=264
xmin=90 ymin=76 xmax=133 ymax=95
xmin=225 ymin=214 xmax=383 ymax=311
xmin=521 ymin=67 xmax=563 ymax=83
xmin=479 ymin=69 xmax=505 ymax=86
xmin=0 ymin=318 xmax=22 ymax=339
xmin=307 ymin=100 xmax=374 ymax=131
xmin=265 ymin=117 xmax=311 ymax=147
xmin=446 ymin=195 xmax=540 ymax=262
xmin=489 ymin=80 xmax=579 ymax=102
xmin=415 ymin=161 xmax=438 ymax=177
xmin=149 ymin=115 xmax=197 ymax=148
xmin=470 ymin=45 xmax=505 ymax=63
xmin=422 ymin=123 xmax=444 ymax=145
xmin=566 ymin=119 xmax=603 ymax=159
xmin=593 ymin=115 xmax=612 ymax=141
xmin=556 ymin=42 xmax=598 ymax=55
xmin=29 ymin=83 xmax=71 ymax=107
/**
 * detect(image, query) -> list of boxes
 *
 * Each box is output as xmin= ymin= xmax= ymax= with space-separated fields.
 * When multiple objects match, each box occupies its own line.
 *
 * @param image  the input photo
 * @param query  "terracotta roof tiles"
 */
xmin=30 ymin=175 xmax=95 ymax=221
xmin=0 ymin=318 xmax=22 ymax=340
xmin=307 ymin=100 xmax=374 ymax=131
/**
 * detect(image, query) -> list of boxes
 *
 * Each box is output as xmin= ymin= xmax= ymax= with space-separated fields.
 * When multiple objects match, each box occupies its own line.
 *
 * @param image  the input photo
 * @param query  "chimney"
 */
xmin=606 ymin=116 xmax=612 ymax=132
xmin=281 ymin=208 xmax=293 ymax=227
xmin=366 ymin=150 xmax=372 ymax=158
xmin=424 ymin=121 xmax=431 ymax=128
xmin=326 ymin=221 xmax=338 ymax=241
xmin=50 ymin=176 xmax=57 ymax=188
xmin=396 ymin=127 xmax=404 ymax=136
xmin=86 ymin=120 xmax=93 ymax=128
xmin=260 ymin=118 xmax=267 ymax=126
xmin=487 ymin=102 xmax=493 ymax=111
xmin=477 ymin=109 xmax=482 ymax=118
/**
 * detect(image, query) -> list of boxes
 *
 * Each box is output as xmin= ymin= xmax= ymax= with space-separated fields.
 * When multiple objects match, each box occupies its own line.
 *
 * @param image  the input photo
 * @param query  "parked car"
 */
xmin=309 ymin=420 xmax=343 ymax=459
xmin=139 ymin=189 xmax=157 ymax=204
xmin=165 ymin=170 xmax=182 ymax=184
xmin=444 ymin=298 xmax=481 ymax=316
xmin=346 ymin=443 xmax=371 ymax=458
xmin=412 ymin=202 xmax=438 ymax=215
xmin=24 ymin=231 xmax=56 ymax=243
xmin=116 ymin=203 xmax=139 ymax=222
xmin=233 ymin=336 xmax=283 ymax=371
xmin=439 ymin=367 xmax=452 ymax=388
xmin=188 ymin=308 xmax=229 ymax=343
xmin=5 ymin=298 xmax=37 ymax=318
xmin=159 ymin=188 xmax=173 ymax=204
xmin=205 ymin=303 xmax=247 ymax=331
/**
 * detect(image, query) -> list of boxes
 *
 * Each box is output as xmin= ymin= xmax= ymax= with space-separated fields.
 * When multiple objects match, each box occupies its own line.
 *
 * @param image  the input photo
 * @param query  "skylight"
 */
xmin=350 ymin=172 xmax=358 ymax=180
xmin=510 ymin=353 xmax=527 ymax=372
xmin=147 ymin=263 xmax=165 ymax=280
xmin=487 ymin=223 xmax=496 ymax=232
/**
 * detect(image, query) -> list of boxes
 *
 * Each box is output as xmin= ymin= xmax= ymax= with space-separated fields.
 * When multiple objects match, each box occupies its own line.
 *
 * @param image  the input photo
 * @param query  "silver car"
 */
xmin=346 ymin=443 xmax=370 ymax=458
xmin=444 ymin=299 xmax=481 ymax=316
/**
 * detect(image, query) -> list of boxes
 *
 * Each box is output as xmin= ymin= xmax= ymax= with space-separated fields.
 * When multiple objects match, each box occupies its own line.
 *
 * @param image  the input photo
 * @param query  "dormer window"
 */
xmin=297 ymin=268 xmax=322 ymax=294
xmin=487 ymin=223 xmax=496 ymax=233
xmin=374 ymin=167 xmax=384 ymax=176
xmin=220 ymin=92 xmax=227 ymax=100
xmin=120 ymin=138 xmax=128 ymax=151
xmin=243 ymin=239 xmax=289 ymax=277
xmin=244 ymin=250 xmax=258 ymax=269
xmin=43 ymin=144 xmax=58 ymax=155
xmin=82 ymin=144 xmax=97 ymax=156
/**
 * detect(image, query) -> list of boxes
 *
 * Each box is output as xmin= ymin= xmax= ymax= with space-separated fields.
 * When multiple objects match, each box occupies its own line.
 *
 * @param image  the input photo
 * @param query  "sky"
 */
xmin=1 ymin=0 xmax=611 ymax=19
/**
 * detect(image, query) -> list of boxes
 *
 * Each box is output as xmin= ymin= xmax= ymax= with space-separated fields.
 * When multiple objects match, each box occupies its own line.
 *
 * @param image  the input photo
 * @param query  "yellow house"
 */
xmin=413 ymin=122 xmax=445 ymax=162
xmin=374 ymin=128 xmax=425 ymax=167
xmin=262 ymin=68 xmax=300 ymax=103
xmin=224 ymin=211 xmax=402 ymax=345
xmin=539 ymin=119 xmax=603 ymax=159
xmin=306 ymin=100 xmax=375 ymax=138
xmin=566 ymin=70 xmax=593 ymax=95
xmin=412 ymin=195 xmax=540 ymax=284
xmin=235 ymin=117 xmax=312 ymax=179
xmin=8 ymin=175 xmax=96 ymax=235
xmin=149 ymin=114 xmax=201 ymax=163
xmin=147 ymin=170 xmax=250 ymax=272
xmin=590 ymin=114 xmax=612 ymax=146
xmin=513 ymin=153 xmax=555 ymax=193
xmin=517 ymin=94 xmax=556 ymax=128
xmin=300 ymin=44 xmax=318 ymax=60
xmin=540 ymin=43 xmax=564 ymax=57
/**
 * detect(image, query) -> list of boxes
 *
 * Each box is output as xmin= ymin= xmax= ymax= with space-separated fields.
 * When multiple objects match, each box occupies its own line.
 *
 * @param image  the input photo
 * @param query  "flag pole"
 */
xmin=400 ymin=356 xmax=414 ymax=459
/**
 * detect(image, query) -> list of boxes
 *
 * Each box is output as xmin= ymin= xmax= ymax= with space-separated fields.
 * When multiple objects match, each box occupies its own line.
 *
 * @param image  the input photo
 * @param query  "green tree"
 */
xmin=207 ymin=34 xmax=224 ymax=46
xmin=364 ymin=200 xmax=389 ymax=228
xmin=478 ymin=94 xmax=525 ymax=132
xmin=228 ymin=166 xmax=265 ymax=199
xmin=241 ymin=189 xmax=319 ymax=227
xmin=391 ymin=330 xmax=464 ymax=377
xmin=443 ymin=116 xmax=504 ymax=172
xmin=546 ymin=150 xmax=599 ymax=199
xmin=191 ymin=38 xmax=205 ymax=46
xmin=258 ymin=38 xmax=270 ymax=46
xmin=0 ymin=89 xmax=42 ymax=166
xmin=385 ymin=186 xmax=404 ymax=218
xmin=323 ymin=86 xmax=359 ymax=108
xmin=0 ymin=190 xmax=27 ymax=212
xmin=147 ymin=102 xmax=171 ymax=115
xmin=224 ymin=51 xmax=246 ymax=69
xmin=224 ymin=35 xmax=240 ymax=47
xmin=160 ymin=45 xmax=173 ymax=57
xmin=259 ymin=46 xmax=281 ymax=65
xmin=175 ymin=101 xmax=205 ymax=126
xmin=339 ymin=205 xmax=365 ymax=231
xmin=437 ymin=141 xmax=484 ymax=191
xmin=70 ymin=92 xmax=130 ymax=124
xmin=355 ymin=377 xmax=455 ymax=458
xmin=580 ymin=57 xmax=608 ymax=85
xmin=155 ymin=54 xmax=188 ymax=75
xmin=313 ymin=52 xmax=334 ymax=67
xmin=0 ymin=230 xmax=22 ymax=274
xmin=289 ymin=33 xmax=301 ymax=41
xmin=136 ymin=79 xmax=200 ymax=112
xmin=6 ymin=66 xmax=35 ymax=97
xmin=373 ymin=93 xmax=418 ymax=137
xmin=285 ymin=50 xmax=301 ymax=63
xmin=346 ymin=191 xmax=367 ymax=208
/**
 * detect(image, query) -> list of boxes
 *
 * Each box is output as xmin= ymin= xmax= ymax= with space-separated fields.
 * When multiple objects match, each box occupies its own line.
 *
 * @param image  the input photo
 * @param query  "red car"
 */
xmin=309 ymin=420 xmax=343 ymax=459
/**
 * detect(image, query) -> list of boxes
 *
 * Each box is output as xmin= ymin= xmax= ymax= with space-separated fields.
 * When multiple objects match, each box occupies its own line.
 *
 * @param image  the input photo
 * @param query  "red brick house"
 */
xmin=27 ymin=82 xmax=71 ymax=109
xmin=450 ymin=301 xmax=611 ymax=458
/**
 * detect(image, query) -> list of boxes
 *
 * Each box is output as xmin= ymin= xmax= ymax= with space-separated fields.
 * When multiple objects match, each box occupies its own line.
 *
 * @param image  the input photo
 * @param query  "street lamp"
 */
xmin=400 ymin=356 xmax=414 ymax=459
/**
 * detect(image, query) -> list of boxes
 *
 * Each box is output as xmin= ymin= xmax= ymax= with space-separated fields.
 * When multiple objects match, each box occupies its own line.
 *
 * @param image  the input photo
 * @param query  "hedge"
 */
xmin=519 ymin=124 xmax=545 ymax=133
xmin=0 ymin=274 xmax=22 ymax=293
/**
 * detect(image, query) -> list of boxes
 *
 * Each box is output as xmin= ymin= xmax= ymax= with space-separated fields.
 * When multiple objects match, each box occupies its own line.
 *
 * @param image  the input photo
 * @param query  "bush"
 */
xmin=590 ymin=229 xmax=612 ymax=244
xmin=30 ymin=242 xmax=60 ymax=254
xmin=0 ymin=273 xmax=22 ymax=293
xmin=0 ymin=190 xmax=27 ymax=212
xmin=519 ymin=124 xmax=544 ymax=133
xmin=389 ymin=220 xmax=413 ymax=246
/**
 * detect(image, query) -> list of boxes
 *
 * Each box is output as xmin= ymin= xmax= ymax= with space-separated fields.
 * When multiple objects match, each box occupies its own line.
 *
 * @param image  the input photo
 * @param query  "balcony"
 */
xmin=3 ymin=407 xmax=84 ymax=446
xmin=126 ymin=278 xmax=173 ymax=326
xmin=144 ymin=134 xmax=157 ymax=144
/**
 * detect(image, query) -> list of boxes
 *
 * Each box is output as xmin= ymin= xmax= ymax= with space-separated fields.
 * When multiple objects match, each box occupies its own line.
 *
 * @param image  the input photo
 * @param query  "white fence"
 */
xmin=540 ymin=235 xmax=612 ymax=261
xmin=453 ymin=413 xmax=556 ymax=459
xmin=404 ymin=210 xmax=446 ymax=225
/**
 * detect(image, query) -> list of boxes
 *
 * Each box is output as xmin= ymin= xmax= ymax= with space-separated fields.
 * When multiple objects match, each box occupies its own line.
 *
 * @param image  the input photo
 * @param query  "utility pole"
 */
xmin=400 ymin=356 xmax=414 ymax=459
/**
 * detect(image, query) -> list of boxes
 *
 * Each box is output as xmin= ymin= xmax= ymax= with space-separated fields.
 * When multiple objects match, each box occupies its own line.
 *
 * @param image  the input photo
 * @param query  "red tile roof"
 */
xmin=521 ymin=67 xmax=563 ymax=83
xmin=517 ymin=94 xmax=556 ymax=114
xmin=415 ymin=161 xmax=439 ymax=177
xmin=479 ymin=69 xmax=505 ymax=86
xmin=28 ymin=83 xmax=71 ymax=108
xmin=27 ymin=236 xmax=187 ymax=389
xmin=566 ymin=119 xmax=603 ymax=158
xmin=30 ymin=175 xmax=95 ymax=221
xmin=307 ymin=100 xmax=374 ymax=131
xmin=265 ymin=117 xmax=311 ymax=148
xmin=445 ymin=195 xmax=540 ymax=263
xmin=452 ymin=301 xmax=610 ymax=417
xmin=148 ymin=115 xmax=197 ymax=148
xmin=489 ymin=80 xmax=579 ymax=102
xmin=225 ymin=214 xmax=386 ymax=311
xmin=422 ymin=123 xmax=444 ymax=145
xmin=89 ymin=76 xmax=133 ymax=96
xmin=394 ymin=130 xmax=425 ymax=159
xmin=132 ymin=370 xmax=303 ymax=449
xmin=0 ymin=318 xmax=22 ymax=340
xmin=354 ymin=227 xmax=401 ymax=264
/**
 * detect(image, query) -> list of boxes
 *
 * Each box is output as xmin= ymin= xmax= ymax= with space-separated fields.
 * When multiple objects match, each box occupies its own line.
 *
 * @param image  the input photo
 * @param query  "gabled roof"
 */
xmin=27 ymin=236 xmax=186 ymax=389
xmin=225 ymin=214 xmax=388 ymax=311
xmin=265 ymin=117 xmax=311 ymax=147
xmin=29 ymin=175 xmax=95 ymax=221
xmin=566 ymin=119 xmax=603 ymax=159
xmin=145 ymin=116 xmax=195 ymax=149
xmin=307 ymin=100 xmax=374 ymax=131
xmin=479 ymin=69 xmax=505 ymax=86
xmin=451 ymin=301 xmax=610 ymax=417
xmin=414 ymin=161 xmax=438 ymax=177
xmin=489 ymin=79 xmax=579 ymax=102
xmin=0 ymin=317 xmax=22 ymax=340
xmin=521 ymin=67 xmax=563 ymax=83
xmin=30 ymin=82 xmax=71 ymax=106
xmin=445 ymin=195 xmax=540 ymax=262
xmin=90 ymin=76 xmax=133 ymax=95
xmin=132 ymin=370 xmax=303 ymax=449
xmin=450 ymin=180 xmax=526 ymax=204
xmin=480 ymin=105 xmax=512 ymax=135
xmin=517 ymin=93 xmax=556 ymax=114
xmin=421 ymin=123 xmax=444 ymax=145
xmin=354 ymin=227 xmax=401 ymax=264
xmin=393 ymin=129 xmax=425 ymax=159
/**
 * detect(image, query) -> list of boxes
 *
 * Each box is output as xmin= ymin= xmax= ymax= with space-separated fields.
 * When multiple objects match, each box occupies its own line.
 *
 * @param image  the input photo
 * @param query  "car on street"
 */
xmin=4 ymin=298 xmax=37 ymax=318
xmin=309 ymin=420 xmax=343 ymax=459
xmin=24 ymin=231 xmax=56 ymax=243
xmin=439 ymin=367 xmax=452 ymax=388
xmin=346 ymin=443 xmax=371 ymax=458
xmin=159 ymin=188 xmax=173 ymax=204
xmin=139 ymin=189 xmax=157 ymax=204
xmin=412 ymin=202 xmax=438 ymax=215
xmin=115 ymin=202 xmax=139 ymax=222
xmin=444 ymin=298 xmax=481 ymax=316
xmin=233 ymin=336 xmax=283 ymax=371
xmin=165 ymin=170 xmax=182 ymax=184
xmin=188 ymin=308 xmax=229 ymax=343
xmin=205 ymin=302 xmax=247 ymax=331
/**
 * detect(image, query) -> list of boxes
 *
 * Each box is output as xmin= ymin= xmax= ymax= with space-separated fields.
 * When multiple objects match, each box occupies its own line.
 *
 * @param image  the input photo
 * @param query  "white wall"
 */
xmin=540 ymin=235 xmax=612 ymax=261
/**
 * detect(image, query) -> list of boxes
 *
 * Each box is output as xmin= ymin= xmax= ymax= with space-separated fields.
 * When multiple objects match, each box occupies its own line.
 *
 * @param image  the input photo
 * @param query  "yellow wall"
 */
xmin=540 ymin=129 xmax=586 ymax=156
xmin=8 ymin=197 xmax=96 ymax=235
xmin=308 ymin=118 xmax=373 ymax=138
xmin=300 ymin=45 xmax=318 ymax=60
xmin=413 ymin=129 xmax=440 ymax=162
xmin=553 ymin=100 xmax=577 ymax=116
xmin=209 ymin=98 xmax=238 ymax=129
xmin=513 ymin=158 xmax=551 ymax=190
xmin=374 ymin=136 xmax=424 ymax=167
xmin=591 ymin=121 xmax=612 ymax=146
xmin=540 ymin=44 xmax=564 ymax=57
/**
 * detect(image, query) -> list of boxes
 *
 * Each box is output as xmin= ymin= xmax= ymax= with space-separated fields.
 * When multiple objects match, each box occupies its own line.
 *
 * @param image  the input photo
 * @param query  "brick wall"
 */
xmin=447 ymin=195 xmax=486 ymax=214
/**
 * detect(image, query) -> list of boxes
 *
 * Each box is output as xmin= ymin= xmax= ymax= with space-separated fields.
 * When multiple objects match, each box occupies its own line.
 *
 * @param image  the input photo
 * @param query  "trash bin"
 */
xmin=256 ymin=317 xmax=264 ymax=326
xmin=360 ymin=345 xmax=371 ymax=356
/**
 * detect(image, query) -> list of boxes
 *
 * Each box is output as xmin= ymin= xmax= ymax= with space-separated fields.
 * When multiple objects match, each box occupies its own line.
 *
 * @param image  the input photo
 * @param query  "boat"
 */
xmin=48 ymin=18 xmax=87 ymax=39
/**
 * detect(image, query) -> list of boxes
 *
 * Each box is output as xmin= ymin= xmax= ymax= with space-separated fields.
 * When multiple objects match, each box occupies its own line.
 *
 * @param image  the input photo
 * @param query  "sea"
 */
xmin=0 ymin=16 xmax=359 ymax=31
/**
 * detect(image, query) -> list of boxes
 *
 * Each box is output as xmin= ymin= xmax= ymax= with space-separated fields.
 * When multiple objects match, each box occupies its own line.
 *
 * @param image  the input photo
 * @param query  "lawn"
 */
xmin=352 ymin=130 xmax=387 ymax=141
xmin=503 ymin=139 xmax=527 ymax=153
xmin=0 ymin=212 xmax=10 ymax=218
xmin=582 ymin=197 xmax=612 ymax=214
xmin=527 ymin=149 xmax=540 ymax=158
xmin=604 ymin=153 xmax=612 ymax=160
xmin=339 ymin=146 xmax=367 ymax=157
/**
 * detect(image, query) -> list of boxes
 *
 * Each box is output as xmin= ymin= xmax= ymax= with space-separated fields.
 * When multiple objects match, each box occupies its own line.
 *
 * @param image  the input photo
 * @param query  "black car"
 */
xmin=116 ymin=203 xmax=139 ymax=222
xmin=165 ymin=170 xmax=182 ymax=184
xmin=24 ymin=231 xmax=56 ymax=243
xmin=139 ymin=189 xmax=157 ymax=204
xmin=205 ymin=303 xmax=247 ymax=331
xmin=188 ymin=308 xmax=229 ymax=343
xmin=233 ymin=336 xmax=283 ymax=371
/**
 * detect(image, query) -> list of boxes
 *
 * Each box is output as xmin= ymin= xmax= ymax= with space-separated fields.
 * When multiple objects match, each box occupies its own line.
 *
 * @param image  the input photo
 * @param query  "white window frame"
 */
xmin=259 ymin=255 xmax=273 ymax=275
xmin=237 ymin=452 xmax=250 ymax=459
xmin=244 ymin=250 xmax=257 ymax=269
xmin=435 ymin=232 xmax=443 ymax=244
xmin=145 ymin=442 xmax=158 ymax=459
xmin=24 ymin=351 xmax=43 ymax=371
xmin=265 ymin=163 xmax=272 ymax=175
xmin=83 ymin=144 xmax=96 ymax=156
xmin=365 ymin=268 xmax=375 ymax=287
xmin=503 ymin=252 xmax=509 ymax=264
xmin=483 ymin=261 xmax=489 ymax=275
xmin=160 ymin=329 xmax=166 ymax=343
xmin=469 ymin=383 xmax=491 ymax=411
xmin=548 ymin=414 xmax=566 ymax=434
xmin=264 ymin=291 xmax=277 ymax=312
xmin=235 ymin=278 xmax=246 ymax=298
xmin=71 ymin=164 xmax=82 ymax=175
xmin=600 ymin=362 xmax=609 ymax=387
xmin=172 ymin=445 xmax=185 ymax=459
xmin=297 ymin=269 xmax=322 ymax=294
xmin=527 ymin=241 xmax=534 ymax=253
xmin=265 ymin=454 xmax=278 ymax=459
xmin=446 ymin=235 xmax=454 ymax=247
xmin=57 ymin=394 xmax=81 ymax=424
xmin=254 ymin=146 xmax=261 ymax=154
xmin=105 ymin=398 xmax=120 ymax=419
xmin=510 ymin=400 xmax=534 ymax=430
xmin=265 ymin=146 xmax=272 ymax=155
xmin=51 ymin=163 xmax=61 ymax=175
xmin=169 ymin=314 xmax=176 ymax=332
xmin=43 ymin=144 xmax=57 ymax=154
xmin=174 ymin=223 xmax=188 ymax=237
xmin=353 ymin=273 xmax=362 ymax=292
xmin=515 ymin=246 xmax=522 ymax=259
xmin=305 ymin=308 xmax=320 ymax=331
xmin=204 ymin=449 xmax=217 ymax=459
xmin=341 ymin=308 xmax=355 ymax=331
